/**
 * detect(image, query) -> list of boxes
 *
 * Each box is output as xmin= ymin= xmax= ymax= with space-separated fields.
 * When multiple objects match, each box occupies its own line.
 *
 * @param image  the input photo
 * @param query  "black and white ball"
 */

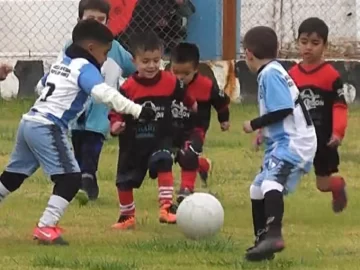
xmin=176 ymin=192 xmax=224 ymax=240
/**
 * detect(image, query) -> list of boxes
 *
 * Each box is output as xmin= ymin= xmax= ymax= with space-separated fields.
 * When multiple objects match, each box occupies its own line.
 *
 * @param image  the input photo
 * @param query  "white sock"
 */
xmin=0 ymin=182 xmax=10 ymax=202
xmin=38 ymin=195 xmax=69 ymax=227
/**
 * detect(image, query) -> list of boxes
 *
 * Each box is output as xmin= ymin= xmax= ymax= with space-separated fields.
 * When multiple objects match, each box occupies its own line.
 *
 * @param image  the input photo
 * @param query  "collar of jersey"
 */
xmin=65 ymin=44 xmax=101 ymax=71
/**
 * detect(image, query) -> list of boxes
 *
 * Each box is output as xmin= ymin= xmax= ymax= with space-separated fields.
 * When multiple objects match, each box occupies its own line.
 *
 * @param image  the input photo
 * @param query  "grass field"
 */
xmin=0 ymin=99 xmax=360 ymax=270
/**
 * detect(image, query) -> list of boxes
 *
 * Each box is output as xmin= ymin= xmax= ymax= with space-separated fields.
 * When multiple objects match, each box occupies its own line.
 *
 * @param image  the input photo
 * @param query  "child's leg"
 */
xmin=198 ymin=156 xmax=212 ymax=186
xmin=177 ymin=136 xmax=203 ymax=203
xmin=314 ymin=146 xmax=346 ymax=212
xmin=79 ymin=131 xmax=105 ymax=201
xmin=0 ymin=119 xmax=39 ymax=202
xmin=23 ymin=121 xmax=82 ymax=245
xmin=112 ymin=151 xmax=147 ymax=230
xmin=149 ymin=148 xmax=176 ymax=224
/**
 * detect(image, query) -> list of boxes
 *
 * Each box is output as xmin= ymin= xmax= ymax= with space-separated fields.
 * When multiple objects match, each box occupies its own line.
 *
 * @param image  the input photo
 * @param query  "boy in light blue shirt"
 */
xmin=57 ymin=0 xmax=136 ymax=201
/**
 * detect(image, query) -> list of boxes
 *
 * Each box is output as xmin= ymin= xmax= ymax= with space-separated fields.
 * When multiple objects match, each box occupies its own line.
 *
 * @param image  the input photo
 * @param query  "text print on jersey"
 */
xmin=300 ymin=89 xmax=325 ymax=110
xmin=285 ymin=75 xmax=313 ymax=127
xmin=171 ymin=100 xmax=190 ymax=119
xmin=136 ymin=101 xmax=165 ymax=139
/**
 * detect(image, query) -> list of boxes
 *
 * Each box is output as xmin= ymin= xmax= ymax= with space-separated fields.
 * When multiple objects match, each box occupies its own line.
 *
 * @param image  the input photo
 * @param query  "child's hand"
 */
xmin=110 ymin=121 xmax=126 ymax=135
xmin=190 ymin=101 xmax=198 ymax=112
xmin=253 ymin=130 xmax=263 ymax=151
xmin=243 ymin=120 xmax=253 ymax=133
xmin=0 ymin=63 xmax=13 ymax=81
xmin=327 ymin=134 xmax=342 ymax=148
xmin=220 ymin=121 xmax=230 ymax=131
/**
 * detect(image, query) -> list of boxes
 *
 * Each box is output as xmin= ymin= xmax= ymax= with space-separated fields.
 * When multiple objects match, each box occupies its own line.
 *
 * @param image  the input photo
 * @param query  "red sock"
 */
xmin=158 ymin=171 xmax=174 ymax=206
xmin=180 ymin=170 xmax=197 ymax=191
xmin=198 ymin=157 xmax=210 ymax=172
xmin=330 ymin=176 xmax=345 ymax=192
xmin=117 ymin=188 xmax=135 ymax=216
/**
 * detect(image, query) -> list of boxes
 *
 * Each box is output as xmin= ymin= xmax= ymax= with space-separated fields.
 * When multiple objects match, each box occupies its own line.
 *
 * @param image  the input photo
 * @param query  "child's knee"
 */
xmin=316 ymin=175 xmax=330 ymax=192
xmin=0 ymin=171 xmax=27 ymax=192
xmin=261 ymin=180 xmax=284 ymax=195
xmin=249 ymin=184 xmax=264 ymax=200
xmin=51 ymin=173 xmax=82 ymax=202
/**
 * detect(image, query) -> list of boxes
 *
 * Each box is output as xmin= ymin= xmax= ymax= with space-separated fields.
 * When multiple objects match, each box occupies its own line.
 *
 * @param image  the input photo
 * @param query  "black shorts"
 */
xmin=313 ymin=144 xmax=339 ymax=176
xmin=71 ymin=130 xmax=105 ymax=174
xmin=116 ymin=138 xmax=172 ymax=190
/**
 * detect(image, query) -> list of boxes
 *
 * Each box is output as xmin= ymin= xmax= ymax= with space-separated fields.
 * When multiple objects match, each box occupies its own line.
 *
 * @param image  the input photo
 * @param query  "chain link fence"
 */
xmin=0 ymin=0 xmax=195 ymax=59
xmin=239 ymin=0 xmax=360 ymax=59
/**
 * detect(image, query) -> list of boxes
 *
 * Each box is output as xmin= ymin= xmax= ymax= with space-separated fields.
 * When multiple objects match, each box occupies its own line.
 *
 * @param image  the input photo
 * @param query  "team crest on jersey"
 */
xmin=300 ymin=89 xmax=324 ymax=110
xmin=142 ymin=101 xmax=165 ymax=121
xmin=171 ymin=100 xmax=190 ymax=119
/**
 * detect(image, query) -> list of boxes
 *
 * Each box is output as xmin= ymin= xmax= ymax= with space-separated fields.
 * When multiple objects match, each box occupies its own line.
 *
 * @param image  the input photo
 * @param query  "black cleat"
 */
xmin=176 ymin=188 xmax=193 ymax=204
xmin=245 ymin=236 xmax=284 ymax=262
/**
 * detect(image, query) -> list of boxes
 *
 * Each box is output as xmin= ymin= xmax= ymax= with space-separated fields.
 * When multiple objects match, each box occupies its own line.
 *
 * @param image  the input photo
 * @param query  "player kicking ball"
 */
xmin=0 ymin=19 xmax=155 ymax=245
xmin=242 ymin=26 xmax=317 ymax=261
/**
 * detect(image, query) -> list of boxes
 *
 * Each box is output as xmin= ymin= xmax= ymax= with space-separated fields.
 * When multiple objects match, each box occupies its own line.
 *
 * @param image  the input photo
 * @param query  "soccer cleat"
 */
xmin=159 ymin=203 xmax=177 ymax=224
xmin=33 ymin=226 xmax=69 ymax=245
xmin=111 ymin=215 xmax=136 ymax=230
xmin=331 ymin=177 xmax=347 ymax=213
xmin=176 ymin=188 xmax=193 ymax=204
xmin=198 ymin=158 xmax=212 ymax=187
xmin=245 ymin=236 xmax=284 ymax=262
xmin=81 ymin=174 xmax=99 ymax=201
xmin=246 ymin=229 xmax=275 ymax=261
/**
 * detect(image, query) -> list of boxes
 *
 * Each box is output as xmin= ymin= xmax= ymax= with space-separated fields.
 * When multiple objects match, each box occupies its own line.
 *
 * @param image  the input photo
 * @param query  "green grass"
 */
xmin=1 ymin=99 xmax=360 ymax=269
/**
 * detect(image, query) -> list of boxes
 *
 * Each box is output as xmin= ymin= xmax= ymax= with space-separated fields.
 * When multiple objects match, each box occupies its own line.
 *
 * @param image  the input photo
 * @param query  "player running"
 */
xmin=242 ymin=26 xmax=317 ymax=261
xmin=289 ymin=17 xmax=348 ymax=213
xmin=0 ymin=19 xmax=155 ymax=245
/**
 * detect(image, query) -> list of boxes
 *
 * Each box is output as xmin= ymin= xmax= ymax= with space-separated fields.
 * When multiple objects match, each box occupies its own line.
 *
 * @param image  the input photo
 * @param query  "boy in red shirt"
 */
xmin=288 ymin=17 xmax=348 ymax=213
xmin=170 ymin=42 xmax=230 ymax=202
xmin=108 ymin=32 xmax=196 ymax=230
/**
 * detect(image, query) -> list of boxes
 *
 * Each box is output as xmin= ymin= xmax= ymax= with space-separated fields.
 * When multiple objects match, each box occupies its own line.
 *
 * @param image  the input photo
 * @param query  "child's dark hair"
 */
xmin=72 ymin=19 xmax=113 ymax=45
xmin=78 ymin=0 xmax=110 ymax=20
xmin=171 ymin=42 xmax=200 ymax=67
xmin=129 ymin=31 xmax=163 ymax=57
xmin=243 ymin=26 xmax=278 ymax=59
xmin=298 ymin=17 xmax=329 ymax=43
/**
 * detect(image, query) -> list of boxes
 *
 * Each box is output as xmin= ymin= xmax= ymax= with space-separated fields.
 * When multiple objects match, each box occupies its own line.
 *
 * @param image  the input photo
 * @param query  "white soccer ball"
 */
xmin=176 ymin=192 xmax=224 ymax=240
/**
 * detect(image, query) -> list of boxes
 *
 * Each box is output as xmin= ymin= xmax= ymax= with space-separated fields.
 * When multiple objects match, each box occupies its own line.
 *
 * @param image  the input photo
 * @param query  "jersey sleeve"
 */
xmin=35 ymin=72 xmax=49 ymax=95
xmin=332 ymin=76 xmax=348 ymax=139
xmin=78 ymin=63 xmax=142 ymax=119
xmin=263 ymin=69 xmax=294 ymax=112
xmin=210 ymin=80 xmax=230 ymax=123
xmin=114 ymin=41 xmax=136 ymax=78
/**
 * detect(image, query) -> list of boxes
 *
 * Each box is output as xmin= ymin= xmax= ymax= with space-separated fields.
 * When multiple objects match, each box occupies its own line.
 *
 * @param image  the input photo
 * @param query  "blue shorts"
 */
xmin=6 ymin=119 xmax=80 ymax=176
xmin=252 ymin=155 xmax=305 ymax=194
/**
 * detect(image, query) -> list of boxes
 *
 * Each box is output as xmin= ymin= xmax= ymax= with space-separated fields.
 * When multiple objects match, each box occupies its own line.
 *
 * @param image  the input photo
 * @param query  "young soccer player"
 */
xmin=57 ymin=0 xmax=136 ymax=201
xmin=288 ymin=17 xmax=348 ymax=213
xmin=109 ymin=32 xmax=196 ymax=230
xmin=169 ymin=42 xmax=230 ymax=202
xmin=0 ymin=20 xmax=155 ymax=245
xmin=242 ymin=26 xmax=317 ymax=261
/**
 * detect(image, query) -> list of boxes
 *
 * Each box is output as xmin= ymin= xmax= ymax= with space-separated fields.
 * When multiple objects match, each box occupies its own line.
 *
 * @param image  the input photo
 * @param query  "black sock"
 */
xmin=264 ymin=190 xmax=284 ymax=238
xmin=251 ymin=199 xmax=266 ymax=237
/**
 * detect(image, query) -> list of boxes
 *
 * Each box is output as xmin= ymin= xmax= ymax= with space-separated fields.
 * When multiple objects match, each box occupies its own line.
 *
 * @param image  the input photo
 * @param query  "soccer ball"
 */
xmin=176 ymin=192 xmax=224 ymax=240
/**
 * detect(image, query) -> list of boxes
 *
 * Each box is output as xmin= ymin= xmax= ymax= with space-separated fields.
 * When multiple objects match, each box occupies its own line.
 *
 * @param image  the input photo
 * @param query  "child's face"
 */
xmin=133 ymin=49 xmax=162 ymax=79
xmin=81 ymin=9 xmax=108 ymax=25
xmin=171 ymin=62 xmax=197 ymax=85
xmin=87 ymin=41 xmax=111 ymax=66
xmin=298 ymin=32 xmax=326 ymax=64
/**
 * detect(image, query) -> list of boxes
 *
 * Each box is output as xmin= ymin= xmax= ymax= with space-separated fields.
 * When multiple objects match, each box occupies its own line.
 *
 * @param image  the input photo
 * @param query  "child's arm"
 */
xmin=113 ymin=40 xmax=136 ymax=78
xmin=331 ymin=76 xmax=348 ymax=141
xmin=77 ymin=63 xmax=155 ymax=121
xmin=244 ymin=70 xmax=293 ymax=133
xmin=108 ymin=109 xmax=126 ymax=136
xmin=210 ymin=80 xmax=230 ymax=130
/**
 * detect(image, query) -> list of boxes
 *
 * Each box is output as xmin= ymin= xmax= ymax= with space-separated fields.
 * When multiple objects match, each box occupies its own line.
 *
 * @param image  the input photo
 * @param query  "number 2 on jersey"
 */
xmin=40 ymin=82 xmax=56 ymax=102
xmin=295 ymin=96 xmax=313 ymax=127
